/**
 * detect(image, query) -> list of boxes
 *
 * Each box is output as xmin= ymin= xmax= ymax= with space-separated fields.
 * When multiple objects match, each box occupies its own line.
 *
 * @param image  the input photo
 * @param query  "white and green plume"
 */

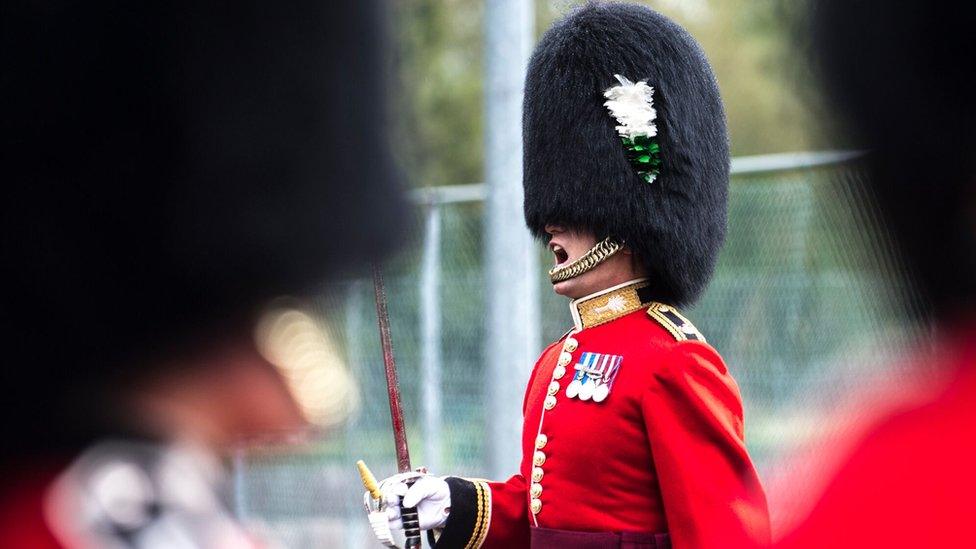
xmin=603 ymin=74 xmax=661 ymax=183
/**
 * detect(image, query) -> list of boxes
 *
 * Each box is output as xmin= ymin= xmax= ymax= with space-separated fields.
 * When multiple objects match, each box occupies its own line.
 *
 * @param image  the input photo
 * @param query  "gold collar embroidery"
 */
xmin=569 ymin=278 xmax=653 ymax=331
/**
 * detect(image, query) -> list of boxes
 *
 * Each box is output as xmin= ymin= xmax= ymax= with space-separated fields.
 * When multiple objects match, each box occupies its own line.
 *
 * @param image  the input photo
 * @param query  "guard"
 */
xmin=0 ymin=0 xmax=405 ymax=546
xmin=367 ymin=3 xmax=770 ymax=547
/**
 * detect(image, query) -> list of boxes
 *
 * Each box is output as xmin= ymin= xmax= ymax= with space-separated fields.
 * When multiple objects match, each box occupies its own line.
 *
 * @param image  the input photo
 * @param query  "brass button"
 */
xmin=547 ymin=381 xmax=560 ymax=396
xmin=658 ymin=305 xmax=670 ymax=313
xmin=535 ymin=434 xmax=548 ymax=449
xmin=530 ymin=498 xmax=542 ymax=514
xmin=530 ymin=483 xmax=543 ymax=498
xmin=552 ymin=365 xmax=567 ymax=380
xmin=533 ymin=450 xmax=546 ymax=466
xmin=531 ymin=467 xmax=544 ymax=483
xmin=557 ymin=352 xmax=573 ymax=367
xmin=563 ymin=337 xmax=578 ymax=352
xmin=543 ymin=395 xmax=557 ymax=410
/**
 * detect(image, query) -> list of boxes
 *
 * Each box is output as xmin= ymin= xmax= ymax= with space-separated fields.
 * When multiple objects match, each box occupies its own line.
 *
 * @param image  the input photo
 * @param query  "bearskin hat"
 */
xmin=1 ymin=0 xmax=406 ymax=458
xmin=523 ymin=1 xmax=728 ymax=306
xmin=812 ymin=0 xmax=976 ymax=322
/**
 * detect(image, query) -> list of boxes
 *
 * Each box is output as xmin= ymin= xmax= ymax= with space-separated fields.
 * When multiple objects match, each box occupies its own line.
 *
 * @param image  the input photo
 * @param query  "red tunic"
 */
xmin=0 ymin=465 xmax=64 ymax=549
xmin=439 ymin=280 xmax=770 ymax=548
xmin=775 ymin=328 xmax=976 ymax=549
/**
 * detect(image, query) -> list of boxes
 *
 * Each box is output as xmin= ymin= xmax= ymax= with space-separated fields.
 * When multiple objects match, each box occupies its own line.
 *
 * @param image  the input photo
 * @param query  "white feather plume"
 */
xmin=602 ymin=74 xmax=657 ymax=140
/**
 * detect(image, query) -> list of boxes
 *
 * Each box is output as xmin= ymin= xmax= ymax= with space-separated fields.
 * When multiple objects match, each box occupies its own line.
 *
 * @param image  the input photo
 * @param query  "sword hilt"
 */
xmin=400 ymin=479 xmax=422 ymax=549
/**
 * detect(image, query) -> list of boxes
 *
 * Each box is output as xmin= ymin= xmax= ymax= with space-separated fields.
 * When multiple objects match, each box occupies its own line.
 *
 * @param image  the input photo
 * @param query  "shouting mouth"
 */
xmin=550 ymin=242 xmax=571 ymax=268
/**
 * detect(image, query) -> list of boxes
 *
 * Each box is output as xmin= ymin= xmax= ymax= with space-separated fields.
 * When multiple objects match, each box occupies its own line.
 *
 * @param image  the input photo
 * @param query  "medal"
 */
xmin=578 ymin=377 xmax=595 ymax=400
xmin=565 ymin=352 xmax=624 ymax=403
xmin=592 ymin=384 xmax=610 ymax=402
xmin=566 ymin=353 xmax=594 ymax=398
xmin=565 ymin=377 xmax=582 ymax=398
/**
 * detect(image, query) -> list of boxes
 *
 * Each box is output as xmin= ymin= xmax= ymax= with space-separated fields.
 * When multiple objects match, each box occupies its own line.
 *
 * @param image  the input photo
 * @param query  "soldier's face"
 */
xmin=545 ymin=225 xmax=640 ymax=299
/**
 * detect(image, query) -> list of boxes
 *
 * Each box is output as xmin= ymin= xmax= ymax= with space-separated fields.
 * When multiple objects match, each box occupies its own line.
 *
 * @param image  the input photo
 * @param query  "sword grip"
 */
xmin=401 ymin=478 xmax=422 ymax=548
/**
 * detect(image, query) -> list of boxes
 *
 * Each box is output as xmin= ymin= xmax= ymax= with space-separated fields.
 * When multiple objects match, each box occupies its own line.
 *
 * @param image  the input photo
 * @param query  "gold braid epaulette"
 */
xmin=646 ymin=302 xmax=705 ymax=342
xmin=463 ymin=480 xmax=492 ymax=549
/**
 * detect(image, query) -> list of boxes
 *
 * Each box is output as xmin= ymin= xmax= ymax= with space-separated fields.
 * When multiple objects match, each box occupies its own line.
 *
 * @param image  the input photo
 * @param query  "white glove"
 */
xmin=375 ymin=471 xmax=451 ymax=531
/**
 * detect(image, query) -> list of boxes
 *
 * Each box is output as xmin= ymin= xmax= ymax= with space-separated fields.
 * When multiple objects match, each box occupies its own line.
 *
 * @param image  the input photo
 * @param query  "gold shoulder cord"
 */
xmin=548 ymin=238 xmax=622 ymax=283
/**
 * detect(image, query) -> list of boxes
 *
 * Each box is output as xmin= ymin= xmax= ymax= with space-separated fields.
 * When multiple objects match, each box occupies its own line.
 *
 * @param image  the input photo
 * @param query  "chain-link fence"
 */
xmin=233 ymin=152 xmax=926 ymax=547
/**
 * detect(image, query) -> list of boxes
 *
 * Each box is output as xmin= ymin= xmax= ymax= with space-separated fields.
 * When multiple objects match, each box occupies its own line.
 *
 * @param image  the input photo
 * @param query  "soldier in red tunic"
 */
xmin=774 ymin=2 xmax=976 ymax=547
xmin=0 ymin=1 xmax=404 ymax=546
xmin=368 ymin=3 xmax=770 ymax=548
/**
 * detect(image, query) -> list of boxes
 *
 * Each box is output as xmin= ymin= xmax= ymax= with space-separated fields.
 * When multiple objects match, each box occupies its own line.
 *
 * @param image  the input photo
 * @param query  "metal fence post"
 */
xmin=484 ymin=0 xmax=538 ymax=479
xmin=420 ymin=203 xmax=443 ymax=473
xmin=232 ymin=446 xmax=247 ymax=520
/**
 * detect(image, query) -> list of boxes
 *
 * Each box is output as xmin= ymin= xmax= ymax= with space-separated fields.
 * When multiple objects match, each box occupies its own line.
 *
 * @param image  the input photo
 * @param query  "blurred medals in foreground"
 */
xmin=45 ymin=442 xmax=268 ymax=549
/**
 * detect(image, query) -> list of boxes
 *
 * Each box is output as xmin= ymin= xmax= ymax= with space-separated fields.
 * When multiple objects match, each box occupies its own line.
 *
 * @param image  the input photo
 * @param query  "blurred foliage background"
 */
xmin=392 ymin=0 xmax=833 ymax=189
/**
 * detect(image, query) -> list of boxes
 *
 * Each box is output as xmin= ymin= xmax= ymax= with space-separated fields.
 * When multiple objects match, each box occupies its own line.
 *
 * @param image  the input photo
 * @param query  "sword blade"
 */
xmin=371 ymin=263 xmax=412 ymax=473
xmin=371 ymin=264 xmax=422 ymax=548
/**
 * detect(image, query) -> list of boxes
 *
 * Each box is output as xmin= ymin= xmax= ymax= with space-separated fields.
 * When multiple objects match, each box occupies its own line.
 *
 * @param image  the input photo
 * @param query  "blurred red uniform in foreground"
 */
xmin=778 ymin=329 xmax=976 ymax=548
xmin=778 ymin=1 xmax=976 ymax=546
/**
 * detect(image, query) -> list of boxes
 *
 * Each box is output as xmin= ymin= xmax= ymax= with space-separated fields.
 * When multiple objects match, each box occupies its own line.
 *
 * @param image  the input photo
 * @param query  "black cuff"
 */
xmin=434 ymin=477 xmax=488 ymax=549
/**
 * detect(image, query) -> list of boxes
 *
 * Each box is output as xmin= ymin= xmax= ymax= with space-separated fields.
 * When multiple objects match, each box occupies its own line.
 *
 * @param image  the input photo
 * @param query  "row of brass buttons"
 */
xmin=531 ymin=333 xmax=579 ymax=516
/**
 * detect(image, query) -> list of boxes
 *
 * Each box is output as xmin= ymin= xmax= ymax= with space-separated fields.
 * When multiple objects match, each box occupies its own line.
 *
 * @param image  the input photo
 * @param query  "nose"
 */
xmin=544 ymin=224 xmax=564 ymax=236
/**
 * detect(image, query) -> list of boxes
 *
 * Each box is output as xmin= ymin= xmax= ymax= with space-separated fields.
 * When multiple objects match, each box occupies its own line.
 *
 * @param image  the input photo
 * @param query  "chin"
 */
xmin=551 ymin=278 xmax=587 ymax=299
xmin=551 ymin=280 xmax=572 ymax=297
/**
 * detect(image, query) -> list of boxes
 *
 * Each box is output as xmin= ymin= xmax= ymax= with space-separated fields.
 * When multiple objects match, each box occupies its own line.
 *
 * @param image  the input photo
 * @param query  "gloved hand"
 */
xmin=363 ymin=468 xmax=452 ymax=547
xmin=378 ymin=472 xmax=451 ymax=531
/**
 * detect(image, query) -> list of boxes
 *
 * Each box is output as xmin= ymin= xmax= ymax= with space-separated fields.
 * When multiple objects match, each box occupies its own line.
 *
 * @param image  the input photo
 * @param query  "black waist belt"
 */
xmin=530 ymin=527 xmax=671 ymax=549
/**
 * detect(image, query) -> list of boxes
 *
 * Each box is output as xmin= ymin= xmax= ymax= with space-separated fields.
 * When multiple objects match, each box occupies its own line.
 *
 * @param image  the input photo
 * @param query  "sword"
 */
xmin=362 ymin=263 xmax=422 ymax=549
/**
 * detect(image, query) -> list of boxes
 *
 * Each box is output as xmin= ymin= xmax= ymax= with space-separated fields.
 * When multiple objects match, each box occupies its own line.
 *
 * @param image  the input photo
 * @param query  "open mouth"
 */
xmin=550 ymin=243 xmax=570 ymax=267
xmin=547 ymin=237 xmax=623 ymax=284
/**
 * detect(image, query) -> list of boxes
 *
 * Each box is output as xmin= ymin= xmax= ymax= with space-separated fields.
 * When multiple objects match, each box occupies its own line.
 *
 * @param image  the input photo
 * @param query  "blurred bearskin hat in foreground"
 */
xmin=1 ymin=0 xmax=406 ymax=459
xmin=812 ymin=1 xmax=976 ymax=323
xmin=523 ymin=1 xmax=728 ymax=306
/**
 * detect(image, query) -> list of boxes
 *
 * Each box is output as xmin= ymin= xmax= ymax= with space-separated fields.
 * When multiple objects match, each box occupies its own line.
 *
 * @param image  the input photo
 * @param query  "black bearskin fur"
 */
xmin=1 ymin=0 xmax=406 ymax=459
xmin=523 ymin=1 xmax=728 ymax=306
xmin=812 ymin=1 xmax=976 ymax=324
